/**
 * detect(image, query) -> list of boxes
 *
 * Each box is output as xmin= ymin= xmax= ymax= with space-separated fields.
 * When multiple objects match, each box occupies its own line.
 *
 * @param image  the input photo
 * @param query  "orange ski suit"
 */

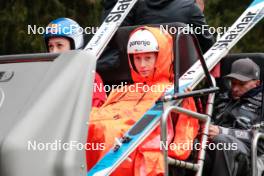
xmin=87 ymin=26 xmax=199 ymax=176
xmin=92 ymin=73 xmax=107 ymax=108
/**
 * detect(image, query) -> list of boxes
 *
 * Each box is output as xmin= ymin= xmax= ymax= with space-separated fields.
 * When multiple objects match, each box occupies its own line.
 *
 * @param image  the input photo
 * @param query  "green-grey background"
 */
xmin=0 ymin=0 xmax=263 ymax=55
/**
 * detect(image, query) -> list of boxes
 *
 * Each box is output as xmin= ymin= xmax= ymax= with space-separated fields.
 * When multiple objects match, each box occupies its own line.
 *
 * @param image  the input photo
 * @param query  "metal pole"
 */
xmin=252 ymin=132 xmax=264 ymax=176
xmin=196 ymin=76 xmax=216 ymax=176
xmin=161 ymin=105 xmax=210 ymax=176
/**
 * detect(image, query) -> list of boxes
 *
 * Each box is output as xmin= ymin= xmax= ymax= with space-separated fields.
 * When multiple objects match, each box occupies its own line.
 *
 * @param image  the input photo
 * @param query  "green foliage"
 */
xmin=0 ymin=0 xmax=102 ymax=54
xmin=0 ymin=0 xmax=263 ymax=55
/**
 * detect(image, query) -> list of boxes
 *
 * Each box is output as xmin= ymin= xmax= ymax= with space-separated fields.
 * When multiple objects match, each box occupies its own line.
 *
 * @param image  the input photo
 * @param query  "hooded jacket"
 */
xmin=97 ymin=0 xmax=215 ymax=72
xmin=88 ymin=26 xmax=199 ymax=175
xmin=213 ymin=86 xmax=264 ymax=154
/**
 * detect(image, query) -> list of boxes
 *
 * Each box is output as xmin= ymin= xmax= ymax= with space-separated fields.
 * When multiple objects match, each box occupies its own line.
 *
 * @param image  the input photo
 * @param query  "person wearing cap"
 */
xmin=87 ymin=26 xmax=199 ymax=175
xmin=44 ymin=18 xmax=107 ymax=108
xmin=203 ymin=58 xmax=264 ymax=176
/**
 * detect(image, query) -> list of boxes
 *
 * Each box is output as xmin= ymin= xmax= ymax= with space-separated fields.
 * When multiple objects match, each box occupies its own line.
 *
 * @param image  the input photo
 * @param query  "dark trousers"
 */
xmin=203 ymin=134 xmax=250 ymax=176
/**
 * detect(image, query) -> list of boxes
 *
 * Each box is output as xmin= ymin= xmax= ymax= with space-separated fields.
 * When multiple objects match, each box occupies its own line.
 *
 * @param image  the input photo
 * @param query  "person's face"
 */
xmin=133 ymin=52 xmax=157 ymax=78
xmin=47 ymin=37 xmax=71 ymax=53
xmin=230 ymin=79 xmax=260 ymax=99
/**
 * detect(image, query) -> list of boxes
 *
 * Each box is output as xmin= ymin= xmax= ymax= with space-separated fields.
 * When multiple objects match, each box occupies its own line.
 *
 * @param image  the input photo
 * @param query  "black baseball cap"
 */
xmin=225 ymin=58 xmax=260 ymax=81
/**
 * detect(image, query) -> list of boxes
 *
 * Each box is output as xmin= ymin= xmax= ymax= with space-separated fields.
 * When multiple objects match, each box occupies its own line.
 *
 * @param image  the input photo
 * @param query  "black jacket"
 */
xmin=98 ymin=0 xmax=215 ymax=72
xmin=126 ymin=0 xmax=214 ymax=53
xmin=213 ymin=86 xmax=264 ymax=153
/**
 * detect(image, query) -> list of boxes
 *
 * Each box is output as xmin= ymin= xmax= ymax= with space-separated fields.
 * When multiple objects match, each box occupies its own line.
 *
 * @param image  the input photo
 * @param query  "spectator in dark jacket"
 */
xmin=97 ymin=0 xmax=215 ymax=72
xmin=203 ymin=58 xmax=264 ymax=176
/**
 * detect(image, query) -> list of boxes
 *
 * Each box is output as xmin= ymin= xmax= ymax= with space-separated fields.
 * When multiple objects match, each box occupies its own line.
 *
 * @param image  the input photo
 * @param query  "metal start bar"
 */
xmin=159 ymin=87 xmax=219 ymax=102
xmin=252 ymin=132 xmax=264 ymax=176
xmin=84 ymin=0 xmax=138 ymax=57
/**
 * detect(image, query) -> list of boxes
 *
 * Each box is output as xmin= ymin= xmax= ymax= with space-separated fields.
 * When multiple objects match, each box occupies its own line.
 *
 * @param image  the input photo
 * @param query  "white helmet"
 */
xmin=127 ymin=29 xmax=159 ymax=54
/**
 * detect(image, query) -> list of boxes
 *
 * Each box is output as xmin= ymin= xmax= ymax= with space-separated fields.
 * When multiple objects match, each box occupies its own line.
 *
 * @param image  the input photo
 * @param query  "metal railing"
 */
xmin=161 ymin=76 xmax=217 ymax=176
xmin=252 ymin=131 xmax=264 ymax=176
